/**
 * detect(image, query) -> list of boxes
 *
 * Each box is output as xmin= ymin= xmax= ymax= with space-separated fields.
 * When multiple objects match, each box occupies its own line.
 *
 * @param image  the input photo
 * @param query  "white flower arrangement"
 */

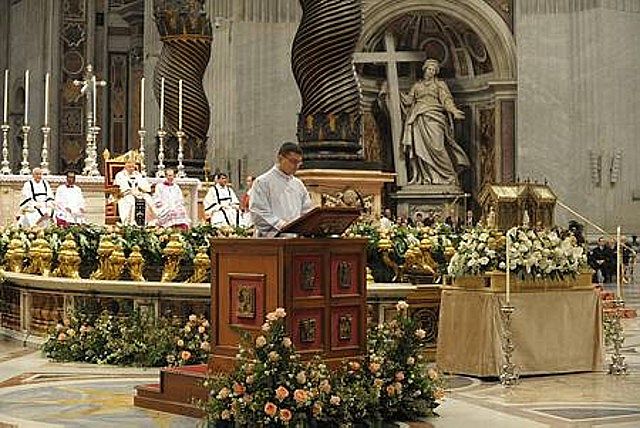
xmin=448 ymin=226 xmax=588 ymax=280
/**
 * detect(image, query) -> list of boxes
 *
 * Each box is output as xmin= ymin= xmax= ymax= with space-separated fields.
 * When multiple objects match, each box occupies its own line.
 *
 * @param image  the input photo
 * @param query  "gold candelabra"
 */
xmin=161 ymin=233 xmax=184 ymax=282
xmin=187 ymin=246 xmax=210 ymax=283
xmin=127 ymin=245 xmax=145 ymax=282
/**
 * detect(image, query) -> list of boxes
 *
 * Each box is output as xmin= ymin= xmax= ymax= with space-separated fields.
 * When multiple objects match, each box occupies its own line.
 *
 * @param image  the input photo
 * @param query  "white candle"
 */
xmin=140 ymin=77 xmax=145 ymax=129
xmin=92 ymin=75 xmax=97 ymax=123
xmin=616 ymin=226 xmax=621 ymax=298
xmin=24 ymin=70 xmax=29 ymax=125
xmin=44 ymin=72 xmax=50 ymax=126
xmin=160 ymin=77 xmax=165 ymax=129
xmin=178 ymin=79 xmax=183 ymax=131
xmin=506 ymin=232 xmax=511 ymax=304
xmin=3 ymin=69 xmax=8 ymax=123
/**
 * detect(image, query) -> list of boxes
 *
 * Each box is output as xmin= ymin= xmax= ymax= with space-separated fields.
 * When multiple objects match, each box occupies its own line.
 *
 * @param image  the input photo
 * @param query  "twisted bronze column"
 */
xmin=153 ymin=1 xmax=212 ymax=175
xmin=292 ymin=0 xmax=363 ymax=162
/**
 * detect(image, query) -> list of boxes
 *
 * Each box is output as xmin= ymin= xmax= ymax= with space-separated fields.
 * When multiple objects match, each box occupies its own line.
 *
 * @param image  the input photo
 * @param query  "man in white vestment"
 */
xmin=153 ymin=168 xmax=190 ymax=229
xmin=250 ymin=142 xmax=314 ymax=237
xmin=54 ymin=171 xmax=86 ymax=227
xmin=17 ymin=168 xmax=55 ymax=228
xmin=204 ymin=172 xmax=240 ymax=227
xmin=114 ymin=160 xmax=153 ymax=225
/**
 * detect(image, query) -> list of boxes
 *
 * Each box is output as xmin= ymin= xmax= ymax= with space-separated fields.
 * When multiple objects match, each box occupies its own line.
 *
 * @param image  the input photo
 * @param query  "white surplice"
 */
xmin=54 ymin=184 xmax=86 ymax=224
xmin=153 ymin=181 xmax=190 ymax=228
xmin=17 ymin=179 xmax=55 ymax=228
xmin=203 ymin=184 xmax=240 ymax=227
xmin=249 ymin=165 xmax=314 ymax=237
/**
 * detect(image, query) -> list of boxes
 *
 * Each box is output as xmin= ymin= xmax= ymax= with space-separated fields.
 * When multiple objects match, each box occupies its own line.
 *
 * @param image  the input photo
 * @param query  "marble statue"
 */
xmin=401 ymin=59 xmax=470 ymax=185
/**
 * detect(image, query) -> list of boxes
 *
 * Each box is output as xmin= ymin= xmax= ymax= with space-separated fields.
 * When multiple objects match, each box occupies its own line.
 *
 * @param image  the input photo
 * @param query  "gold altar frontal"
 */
xmin=436 ymin=286 xmax=603 ymax=377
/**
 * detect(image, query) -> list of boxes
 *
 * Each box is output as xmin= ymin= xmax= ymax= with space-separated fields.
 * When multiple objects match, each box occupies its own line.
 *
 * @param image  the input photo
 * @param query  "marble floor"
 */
xmin=0 ymin=284 xmax=638 ymax=428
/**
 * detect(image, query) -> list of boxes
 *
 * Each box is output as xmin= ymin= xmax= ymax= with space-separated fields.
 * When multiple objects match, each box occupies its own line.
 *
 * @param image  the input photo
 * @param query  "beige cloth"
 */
xmin=436 ymin=287 xmax=603 ymax=377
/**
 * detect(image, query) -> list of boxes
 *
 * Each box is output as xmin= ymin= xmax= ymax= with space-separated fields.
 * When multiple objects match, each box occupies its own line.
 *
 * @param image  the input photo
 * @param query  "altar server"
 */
xmin=114 ymin=160 xmax=154 ymax=225
xmin=204 ymin=172 xmax=240 ymax=227
xmin=250 ymin=142 xmax=314 ymax=237
xmin=17 ymin=168 xmax=55 ymax=228
xmin=54 ymin=171 xmax=86 ymax=226
xmin=153 ymin=168 xmax=190 ymax=229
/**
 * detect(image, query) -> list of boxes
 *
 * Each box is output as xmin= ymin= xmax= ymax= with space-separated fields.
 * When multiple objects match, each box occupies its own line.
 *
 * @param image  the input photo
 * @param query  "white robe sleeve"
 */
xmin=249 ymin=177 xmax=287 ymax=233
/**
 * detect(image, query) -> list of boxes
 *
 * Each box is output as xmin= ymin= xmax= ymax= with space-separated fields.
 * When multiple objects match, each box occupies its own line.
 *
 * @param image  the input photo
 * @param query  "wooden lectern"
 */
xmin=210 ymin=207 xmax=367 ymax=371
xmin=134 ymin=208 xmax=366 ymax=416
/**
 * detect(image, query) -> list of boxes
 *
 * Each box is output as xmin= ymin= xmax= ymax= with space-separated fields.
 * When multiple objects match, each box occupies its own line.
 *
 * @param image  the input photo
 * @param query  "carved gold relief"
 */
xmin=339 ymin=314 xmax=352 ymax=341
xmin=236 ymin=286 xmax=256 ymax=319
xmin=301 ymin=261 xmax=317 ymax=290
xmin=338 ymin=261 xmax=352 ymax=289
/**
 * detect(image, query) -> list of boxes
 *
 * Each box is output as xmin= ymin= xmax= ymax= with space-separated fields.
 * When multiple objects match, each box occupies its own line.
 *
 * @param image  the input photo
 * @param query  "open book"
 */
xmin=277 ymin=206 xmax=361 ymax=238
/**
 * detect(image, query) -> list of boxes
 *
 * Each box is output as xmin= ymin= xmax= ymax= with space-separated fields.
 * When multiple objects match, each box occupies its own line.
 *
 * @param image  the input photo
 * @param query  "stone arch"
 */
xmin=357 ymin=0 xmax=518 ymax=218
xmin=361 ymin=0 xmax=516 ymax=80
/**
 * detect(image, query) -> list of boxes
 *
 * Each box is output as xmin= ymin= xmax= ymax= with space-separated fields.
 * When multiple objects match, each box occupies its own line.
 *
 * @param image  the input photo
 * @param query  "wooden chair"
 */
xmin=103 ymin=149 xmax=144 ymax=225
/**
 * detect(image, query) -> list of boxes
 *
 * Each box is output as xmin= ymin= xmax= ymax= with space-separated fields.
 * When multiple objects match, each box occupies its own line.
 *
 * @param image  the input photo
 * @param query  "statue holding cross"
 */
xmin=73 ymin=64 xmax=107 ymax=176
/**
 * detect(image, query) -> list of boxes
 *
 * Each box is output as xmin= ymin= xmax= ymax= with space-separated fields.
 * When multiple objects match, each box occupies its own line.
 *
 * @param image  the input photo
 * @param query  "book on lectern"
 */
xmin=277 ymin=206 xmax=361 ymax=238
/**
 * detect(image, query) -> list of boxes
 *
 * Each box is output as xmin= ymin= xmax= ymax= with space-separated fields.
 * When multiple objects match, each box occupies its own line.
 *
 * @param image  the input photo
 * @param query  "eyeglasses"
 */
xmin=283 ymin=155 xmax=303 ymax=165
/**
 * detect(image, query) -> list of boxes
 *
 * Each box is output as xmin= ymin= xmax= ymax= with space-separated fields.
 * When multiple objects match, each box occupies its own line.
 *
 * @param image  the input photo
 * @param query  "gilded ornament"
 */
xmin=6 ymin=238 xmax=25 ymax=273
xmin=127 ymin=245 xmax=145 ymax=282
xmin=90 ymin=235 xmax=115 ymax=280
xmin=53 ymin=234 xmax=80 ymax=279
xmin=107 ymin=244 xmax=126 ymax=280
xmin=161 ymin=233 xmax=184 ymax=282
xmin=187 ymin=246 xmax=209 ymax=283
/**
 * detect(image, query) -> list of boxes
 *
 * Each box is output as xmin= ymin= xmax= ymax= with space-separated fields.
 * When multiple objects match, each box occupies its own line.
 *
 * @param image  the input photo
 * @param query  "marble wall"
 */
xmin=516 ymin=1 xmax=640 ymax=233
xmin=205 ymin=0 xmax=302 ymax=183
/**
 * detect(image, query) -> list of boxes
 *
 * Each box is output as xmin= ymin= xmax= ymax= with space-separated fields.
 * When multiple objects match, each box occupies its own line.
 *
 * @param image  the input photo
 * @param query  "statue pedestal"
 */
xmin=296 ymin=169 xmax=395 ymax=219
xmin=393 ymin=184 xmax=469 ymax=221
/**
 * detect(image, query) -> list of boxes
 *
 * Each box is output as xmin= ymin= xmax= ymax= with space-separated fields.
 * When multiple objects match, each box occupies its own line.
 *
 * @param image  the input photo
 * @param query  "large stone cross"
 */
xmin=353 ymin=31 xmax=425 ymax=186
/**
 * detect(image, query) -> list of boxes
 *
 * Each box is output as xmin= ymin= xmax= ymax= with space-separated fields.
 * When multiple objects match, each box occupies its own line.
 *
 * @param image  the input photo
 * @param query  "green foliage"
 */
xmin=41 ymin=309 xmax=210 ymax=367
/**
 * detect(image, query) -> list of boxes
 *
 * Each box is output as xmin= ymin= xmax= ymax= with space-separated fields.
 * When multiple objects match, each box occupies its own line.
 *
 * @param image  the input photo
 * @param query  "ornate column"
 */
xmin=291 ymin=0 xmax=363 ymax=167
xmin=152 ymin=1 xmax=212 ymax=178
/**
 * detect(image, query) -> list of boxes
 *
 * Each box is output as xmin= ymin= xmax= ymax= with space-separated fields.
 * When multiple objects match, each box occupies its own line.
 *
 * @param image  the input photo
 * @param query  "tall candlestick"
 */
xmin=616 ymin=226 xmax=621 ymax=298
xmin=3 ymin=69 xmax=8 ymax=123
xmin=140 ymin=77 xmax=145 ymax=129
xmin=24 ymin=70 xmax=29 ymax=125
xmin=92 ymin=75 xmax=97 ymax=123
xmin=160 ymin=77 xmax=165 ymax=129
xmin=44 ymin=72 xmax=50 ymax=126
xmin=506 ymin=232 xmax=511 ymax=304
xmin=178 ymin=79 xmax=183 ymax=130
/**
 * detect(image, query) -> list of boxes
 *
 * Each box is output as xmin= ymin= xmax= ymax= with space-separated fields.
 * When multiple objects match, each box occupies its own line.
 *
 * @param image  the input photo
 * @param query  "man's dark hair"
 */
xmin=278 ymin=142 xmax=303 ymax=157
xmin=217 ymin=172 xmax=228 ymax=178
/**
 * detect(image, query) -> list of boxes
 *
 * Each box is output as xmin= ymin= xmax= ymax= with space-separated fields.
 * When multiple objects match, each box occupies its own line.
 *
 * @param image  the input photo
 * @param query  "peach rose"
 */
xmin=282 ymin=337 xmax=292 ymax=348
xmin=312 ymin=402 xmax=323 ymax=416
xmin=386 ymin=385 xmax=396 ymax=396
xmin=268 ymin=351 xmax=280 ymax=362
xmin=293 ymin=389 xmax=308 ymax=404
xmin=395 ymin=371 xmax=405 ymax=382
xmin=415 ymin=329 xmax=426 ymax=339
xmin=275 ymin=386 xmax=290 ymax=401
xmin=369 ymin=362 xmax=381 ymax=373
xmin=180 ymin=350 xmax=191 ymax=361
xmin=220 ymin=409 xmax=231 ymax=420
xmin=233 ymin=382 xmax=245 ymax=395
xmin=319 ymin=379 xmax=331 ymax=393
xmin=348 ymin=361 xmax=361 ymax=371
xmin=296 ymin=371 xmax=307 ymax=384
xmin=329 ymin=395 xmax=341 ymax=406
xmin=264 ymin=402 xmax=278 ymax=417
xmin=396 ymin=300 xmax=409 ymax=311
xmin=279 ymin=408 xmax=292 ymax=422
xmin=255 ymin=336 xmax=267 ymax=347
xmin=198 ymin=326 xmax=206 ymax=334
xmin=217 ymin=387 xmax=230 ymax=399
xmin=274 ymin=307 xmax=287 ymax=318
xmin=189 ymin=314 xmax=198 ymax=322
xmin=434 ymin=388 xmax=445 ymax=400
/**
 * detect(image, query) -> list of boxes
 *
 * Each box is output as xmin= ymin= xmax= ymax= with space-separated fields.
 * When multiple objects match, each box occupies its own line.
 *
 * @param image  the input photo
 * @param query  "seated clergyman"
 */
xmin=153 ymin=168 xmax=190 ymax=229
xmin=54 ymin=171 xmax=87 ymax=227
xmin=17 ymin=167 xmax=55 ymax=228
xmin=114 ymin=159 xmax=154 ymax=225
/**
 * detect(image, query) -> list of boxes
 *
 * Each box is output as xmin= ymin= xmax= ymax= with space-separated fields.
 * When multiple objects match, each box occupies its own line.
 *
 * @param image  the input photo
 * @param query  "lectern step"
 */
xmin=134 ymin=364 xmax=208 ymax=418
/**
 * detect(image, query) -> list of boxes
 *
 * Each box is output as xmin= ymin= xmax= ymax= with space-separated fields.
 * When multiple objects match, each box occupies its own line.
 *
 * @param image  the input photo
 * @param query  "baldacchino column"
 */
xmin=291 ymin=0 xmax=393 ymax=219
xmin=152 ymin=1 xmax=212 ymax=178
